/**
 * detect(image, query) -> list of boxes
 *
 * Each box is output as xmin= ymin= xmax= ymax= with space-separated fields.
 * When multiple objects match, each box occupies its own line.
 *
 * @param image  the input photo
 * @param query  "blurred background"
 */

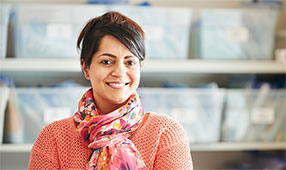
xmin=0 ymin=0 xmax=285 ymax=169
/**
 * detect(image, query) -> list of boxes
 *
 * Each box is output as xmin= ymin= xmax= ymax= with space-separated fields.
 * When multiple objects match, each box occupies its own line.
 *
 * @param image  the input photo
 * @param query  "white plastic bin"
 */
xmin=0 ymin=4 xmax=11 ymax=58
xmin=4 ymin=87 xmax=88 ymax=143
xmin=190 ymin=4 xmax=280 ymax=60
xmin=222 ymin=89 xmax=286 ymax=142
xmin=11 ymin=4 xmax=106 ymax=58
xmin=111 ymin=6 xmax=192 ymax=59
xmin=138 ymin=88 xmax=225 ymax=144
xmin=11 ymin=4 xmax=192 ymax=59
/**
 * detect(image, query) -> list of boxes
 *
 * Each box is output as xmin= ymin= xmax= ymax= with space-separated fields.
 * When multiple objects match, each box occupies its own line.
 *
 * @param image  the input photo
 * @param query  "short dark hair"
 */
xmin=77 ymin=11 xmax=145 ymax=68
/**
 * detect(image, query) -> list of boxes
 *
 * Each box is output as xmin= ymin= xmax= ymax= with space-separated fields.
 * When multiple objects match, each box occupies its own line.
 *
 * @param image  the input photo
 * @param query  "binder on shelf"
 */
xmin=0 ymin=86 xmax=10 ymax=144
xmin=3 ymin=87 xmax=22 ymax=144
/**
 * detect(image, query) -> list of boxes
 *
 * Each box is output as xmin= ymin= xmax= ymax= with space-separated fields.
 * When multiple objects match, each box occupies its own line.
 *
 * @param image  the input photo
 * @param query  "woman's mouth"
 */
xmin=106 ymin=82 xmax=129 ymax=88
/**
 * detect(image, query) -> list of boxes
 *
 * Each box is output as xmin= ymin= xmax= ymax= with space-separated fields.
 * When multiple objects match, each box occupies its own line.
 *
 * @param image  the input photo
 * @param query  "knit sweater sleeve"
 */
xmin=153 ymin=116 xmax=193 ymax=170
xmin=28 ymin=123 xmax=60 ymax=170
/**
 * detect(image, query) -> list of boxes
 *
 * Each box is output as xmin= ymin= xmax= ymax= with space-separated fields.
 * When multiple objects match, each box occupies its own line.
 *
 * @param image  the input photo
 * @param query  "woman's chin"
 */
xmin=108 ymin=96 xmax=129 ymax=106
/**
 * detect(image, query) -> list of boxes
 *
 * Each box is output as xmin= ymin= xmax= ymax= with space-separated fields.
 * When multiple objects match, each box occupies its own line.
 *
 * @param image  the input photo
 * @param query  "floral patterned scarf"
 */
xmin=73 ymin=88 xmax=146 ymax=170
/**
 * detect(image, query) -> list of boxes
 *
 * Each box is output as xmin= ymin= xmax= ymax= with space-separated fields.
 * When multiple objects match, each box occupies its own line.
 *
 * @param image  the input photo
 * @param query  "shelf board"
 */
xmin=0 ymin=58 xmax=81 ymax=72
xmin=143 ymin=59 xmax=286 ymax=74
xmin=1 ymin=142 xmax=285 ymax=153
xmin=0 ymin=144 xmax=33 ymax=152
xmin=1 ymin=58 xmax=286 ymax=74
xmin=190 ymin=142 xmax=286 ymax=152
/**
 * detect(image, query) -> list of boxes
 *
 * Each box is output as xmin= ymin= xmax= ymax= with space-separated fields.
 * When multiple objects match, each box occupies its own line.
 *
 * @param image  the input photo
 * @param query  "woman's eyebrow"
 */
xmin=125 ymin=55 xmax=137 ymax=59
xmin=98 ymin=53 xmax=116 ymax=58
xmin=98 ymin=53 xmax=136 ymax=59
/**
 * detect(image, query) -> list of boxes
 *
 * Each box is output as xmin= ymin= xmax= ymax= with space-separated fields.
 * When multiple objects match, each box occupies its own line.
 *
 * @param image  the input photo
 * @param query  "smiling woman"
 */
xmin=27 ymin=11 xmax=193 ymax=170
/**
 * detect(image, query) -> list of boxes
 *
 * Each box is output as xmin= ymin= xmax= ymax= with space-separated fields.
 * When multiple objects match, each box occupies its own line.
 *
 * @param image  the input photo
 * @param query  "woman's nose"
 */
xmin=111 ymin=63 xmax=127 ymax=77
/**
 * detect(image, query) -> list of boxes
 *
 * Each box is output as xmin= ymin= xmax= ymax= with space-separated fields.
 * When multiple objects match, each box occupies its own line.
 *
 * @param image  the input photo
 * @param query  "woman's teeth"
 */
xmin=108 ymin=83 xmax=126 ymax=87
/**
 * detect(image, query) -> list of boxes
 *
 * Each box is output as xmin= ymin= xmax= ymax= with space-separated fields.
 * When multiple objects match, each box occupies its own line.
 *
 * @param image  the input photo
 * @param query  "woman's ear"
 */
xmin=81 ymin=59 xmax=90 ymax=80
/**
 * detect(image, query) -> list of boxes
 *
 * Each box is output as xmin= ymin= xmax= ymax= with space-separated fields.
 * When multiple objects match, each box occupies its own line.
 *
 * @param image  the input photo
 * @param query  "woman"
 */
xmin=28 ymin=11 xmax=193 ymax=170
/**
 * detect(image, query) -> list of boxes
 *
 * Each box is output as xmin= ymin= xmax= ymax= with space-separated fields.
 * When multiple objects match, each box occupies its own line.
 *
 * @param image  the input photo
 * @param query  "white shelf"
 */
xmin=0 ymin=58 xmax=81 ymax=72
xmin=143 ymin=60 xmax=286 ymax=74
xmin=191 ymin=142 xmax=286 ymax=152
xmin=0 ymin=144 xmax=33 ymax=152
xmin=1 ymin=142 xmax=285 ymax=153
xmin=1 ymin=58 xmax=286 ymax=74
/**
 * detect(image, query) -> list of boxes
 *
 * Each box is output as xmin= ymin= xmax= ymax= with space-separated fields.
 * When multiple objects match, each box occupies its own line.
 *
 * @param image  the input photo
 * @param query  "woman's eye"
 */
xmin=127 ymin=60 xmax=136 ymax=66
xmin=101 ymin=60 xmax=112 ymax=65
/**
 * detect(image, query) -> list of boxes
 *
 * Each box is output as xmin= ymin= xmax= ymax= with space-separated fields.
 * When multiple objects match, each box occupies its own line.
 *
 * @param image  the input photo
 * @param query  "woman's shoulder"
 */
xmin=36 ymin=116 xmax=76 ymax=142
xmin=31 ymin=117 xmax=73 ymax=151
xmin=146 ymin=112 xmax=183 ymax=129
xmin=144 ymin=112 xmax=188 ymax=139
xmin=143 ymin=112 xmax=189 ymax=149
xmin=42 ymin=116 xmax=75 ymax=132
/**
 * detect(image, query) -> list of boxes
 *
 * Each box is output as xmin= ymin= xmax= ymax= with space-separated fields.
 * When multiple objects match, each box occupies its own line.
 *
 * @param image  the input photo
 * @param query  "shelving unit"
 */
xmin=1 ymin=1 xmax=285 ymax=169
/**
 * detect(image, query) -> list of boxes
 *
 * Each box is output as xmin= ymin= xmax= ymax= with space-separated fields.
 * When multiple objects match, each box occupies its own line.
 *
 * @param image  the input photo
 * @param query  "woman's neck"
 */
xmin=95 ymin=99 xmax=126 ymax=115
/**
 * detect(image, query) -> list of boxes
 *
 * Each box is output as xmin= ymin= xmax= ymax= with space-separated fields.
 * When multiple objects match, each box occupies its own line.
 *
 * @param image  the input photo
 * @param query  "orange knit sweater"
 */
xmin=28 ymin=112 xmax=193 ymax=170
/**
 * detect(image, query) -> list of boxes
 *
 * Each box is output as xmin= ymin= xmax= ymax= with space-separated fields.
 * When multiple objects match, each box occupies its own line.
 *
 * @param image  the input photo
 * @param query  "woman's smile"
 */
xmin=106 ymin=81 xmax=130 ymax=89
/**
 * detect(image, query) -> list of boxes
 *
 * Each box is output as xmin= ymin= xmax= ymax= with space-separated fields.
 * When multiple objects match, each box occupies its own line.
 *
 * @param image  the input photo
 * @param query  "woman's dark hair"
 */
xmin=77 ymin=11 xmax=145 ymax=68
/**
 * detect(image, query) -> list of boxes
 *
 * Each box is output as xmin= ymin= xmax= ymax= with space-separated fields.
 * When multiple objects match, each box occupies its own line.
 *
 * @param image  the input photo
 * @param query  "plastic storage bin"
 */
xmin=222 ymin=89 xmax=286 ymax=142
xmin=4 ymin=87 xmax=88 ymax=143
xmin=111 ymin=6 xmax=192 ymax=59
xmin=0 ymin=4 xmax=11 ymax=58
xmin=138 ymin=88 xmax=225 ymax=144
xmin=190 ymin=4 xmax=280 ymax=60
xmin=10 ymin=4 xmax=106 ymax=58
xmin=11 ymin=4 xmax=192 ymax=59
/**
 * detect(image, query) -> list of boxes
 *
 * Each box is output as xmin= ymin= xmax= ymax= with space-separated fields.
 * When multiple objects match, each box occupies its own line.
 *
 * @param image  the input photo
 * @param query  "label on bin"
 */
xmin=44 ymin=107 xmax=71 ymax=124
xmin=143 ymin=26 xmax=163 ymax=40
xmin=251 ymin=107 xmax=275 ymax=124
xmin=171 ymin=108 xmax=196 ymax=123
xmin=47 ymin=24 xmax=72 ymax=39
xmin=225 ymin=27 xmax=249 ymax=43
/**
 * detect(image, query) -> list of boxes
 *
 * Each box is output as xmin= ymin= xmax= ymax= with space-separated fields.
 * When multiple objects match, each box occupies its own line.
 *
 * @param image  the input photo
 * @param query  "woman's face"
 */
xmin=83 ymin=35 xmax=141 ymax=113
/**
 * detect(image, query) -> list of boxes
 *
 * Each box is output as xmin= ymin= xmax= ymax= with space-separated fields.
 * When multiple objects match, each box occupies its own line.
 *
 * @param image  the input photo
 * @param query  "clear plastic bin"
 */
xmin=222 ymin=89 xmax=286 ymax=142
xmin=190 ymin=4 xmax=280 ymax=60
xmin=4 ymin=87 xmax=88 ymax=143
xmin=10 ymin=4 xmax=106 ymax=58
xmin=11 ymin=4 xmax=192 ymax=59
xmin=0 ymin=4 xmax=11 ymax=58
xmin=111 ymin=6 xmax=192 ymax=59
xmin=138 ymin=88 xmax=225 ymax=144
